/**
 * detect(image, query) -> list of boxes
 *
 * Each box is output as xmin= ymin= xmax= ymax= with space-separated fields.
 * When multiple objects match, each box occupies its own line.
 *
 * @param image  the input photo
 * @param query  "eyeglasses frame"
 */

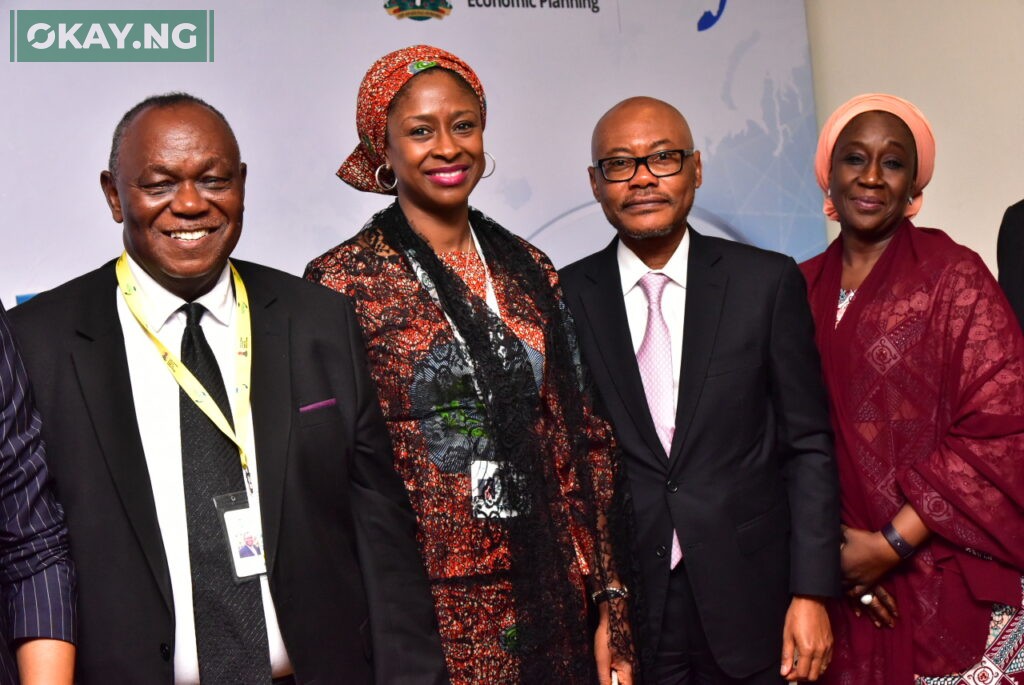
xmin=594 ymin=148 xmax=697 ymax=183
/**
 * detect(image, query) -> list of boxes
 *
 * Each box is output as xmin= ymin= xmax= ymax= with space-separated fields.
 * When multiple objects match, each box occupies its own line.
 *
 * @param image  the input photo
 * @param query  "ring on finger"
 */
xmin=860 ymin=593 xmax=874 ymax=605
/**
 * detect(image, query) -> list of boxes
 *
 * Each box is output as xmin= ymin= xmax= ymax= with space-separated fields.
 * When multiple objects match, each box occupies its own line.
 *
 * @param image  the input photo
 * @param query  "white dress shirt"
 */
xmin=617 ymin=230 xmax=690 ymax=414
xmin=116 ymin=256 xmax=292 ymax=683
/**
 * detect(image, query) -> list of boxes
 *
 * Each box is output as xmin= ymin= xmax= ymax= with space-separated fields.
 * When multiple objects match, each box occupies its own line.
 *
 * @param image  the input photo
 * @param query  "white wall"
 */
xmin=805 ymin=0 xmax=1024 ymax=271
xmin=0 ymin=1 xmax=822 ymax=303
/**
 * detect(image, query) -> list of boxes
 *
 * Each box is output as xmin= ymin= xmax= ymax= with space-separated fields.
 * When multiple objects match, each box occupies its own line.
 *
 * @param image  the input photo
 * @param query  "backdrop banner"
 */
xmin=1 ymin=0 xmax=824 ymax=304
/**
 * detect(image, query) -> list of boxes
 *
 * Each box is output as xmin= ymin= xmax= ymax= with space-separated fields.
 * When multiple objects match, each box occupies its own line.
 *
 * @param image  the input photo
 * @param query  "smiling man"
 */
xmin=8 ymin=93 xmax=446 ymax=684
xmin=559 ymin=97 xmax=841 ymax=684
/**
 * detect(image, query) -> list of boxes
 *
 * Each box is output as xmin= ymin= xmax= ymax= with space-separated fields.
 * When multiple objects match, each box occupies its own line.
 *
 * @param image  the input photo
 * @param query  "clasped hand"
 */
xmin=840 ymin=525 xmax=901 ymax=628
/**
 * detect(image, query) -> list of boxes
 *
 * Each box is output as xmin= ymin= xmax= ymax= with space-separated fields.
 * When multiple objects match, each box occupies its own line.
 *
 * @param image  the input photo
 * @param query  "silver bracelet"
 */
xmin=591 ymin=585 xmax=630 ymax=604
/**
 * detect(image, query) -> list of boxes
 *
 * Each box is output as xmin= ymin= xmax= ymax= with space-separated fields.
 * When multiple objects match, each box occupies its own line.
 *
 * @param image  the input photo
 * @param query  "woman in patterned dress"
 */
xmin=305 ymin=45 xmax=635 ymax=685
xmin=801 ymin=93 xmax=1024 ymax=684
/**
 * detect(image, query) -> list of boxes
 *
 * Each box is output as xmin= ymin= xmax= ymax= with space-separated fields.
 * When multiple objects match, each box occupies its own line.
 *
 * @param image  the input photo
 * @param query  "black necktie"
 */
xmin=179 ymin=302 xmax=271 ymax=683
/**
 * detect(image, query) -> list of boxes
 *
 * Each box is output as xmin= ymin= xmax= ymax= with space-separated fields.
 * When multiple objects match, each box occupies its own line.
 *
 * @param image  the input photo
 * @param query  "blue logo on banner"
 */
xmin=384 ymin=0 xmax=453 ymax=21
xmin=697 ymin=0 xmax=727 ymax=31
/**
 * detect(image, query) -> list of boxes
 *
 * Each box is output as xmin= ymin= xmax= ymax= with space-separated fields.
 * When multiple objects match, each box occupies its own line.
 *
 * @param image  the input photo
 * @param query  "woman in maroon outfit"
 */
xmin=801 ymin=93 xmax=1024 ymax=684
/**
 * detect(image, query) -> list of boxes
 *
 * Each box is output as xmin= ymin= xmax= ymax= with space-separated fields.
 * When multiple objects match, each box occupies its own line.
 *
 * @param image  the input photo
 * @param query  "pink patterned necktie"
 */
xmin=637 ymin=272 xmax=683 ymax=568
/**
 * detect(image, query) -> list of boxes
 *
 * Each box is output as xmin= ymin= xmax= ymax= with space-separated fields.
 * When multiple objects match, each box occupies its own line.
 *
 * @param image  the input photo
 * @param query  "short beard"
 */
xmin=620 ymin=224 xmax=676 ymax=241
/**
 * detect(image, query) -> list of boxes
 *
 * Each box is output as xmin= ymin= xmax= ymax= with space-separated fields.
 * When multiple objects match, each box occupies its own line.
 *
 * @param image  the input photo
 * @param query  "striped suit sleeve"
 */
xmin=0 ymin=301 xmax=76 ymax=645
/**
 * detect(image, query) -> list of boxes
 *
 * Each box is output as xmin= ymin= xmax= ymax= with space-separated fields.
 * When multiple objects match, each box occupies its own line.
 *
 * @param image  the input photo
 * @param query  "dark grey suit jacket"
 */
xmin=10 ymin=260 xmax=447 ymax=685
xmin=560 ymin=231 xmax=840 ymax=678
xmin=997 ymin=199 xmax=1024 ymax=332
xmin=0 ymin=302 xmax=76 ymax=684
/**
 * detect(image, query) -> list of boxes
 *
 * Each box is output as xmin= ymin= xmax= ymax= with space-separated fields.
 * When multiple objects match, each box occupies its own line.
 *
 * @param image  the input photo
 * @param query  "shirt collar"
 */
xmin=617 ymin=227 xmax=690 ymax=294
xmin=124 ymin=255 xmax=234 ymax=333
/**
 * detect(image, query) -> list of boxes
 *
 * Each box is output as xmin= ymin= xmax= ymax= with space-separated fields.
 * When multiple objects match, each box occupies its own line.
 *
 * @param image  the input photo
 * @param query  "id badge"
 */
xmin=213 ymin=491 xmax=266 ymax=582
xmin=470 ymin=460 xmax=518 ymax=519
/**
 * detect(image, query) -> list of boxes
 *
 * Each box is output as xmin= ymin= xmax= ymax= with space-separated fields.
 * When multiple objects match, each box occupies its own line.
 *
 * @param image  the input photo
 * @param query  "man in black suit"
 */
xmin=997 ymin=199 xmax=1024 ymax=331
xmin=560 ymin=97 xmax=840 ymax=684
xmin=10 ymin=93 xmax=446 ymax=684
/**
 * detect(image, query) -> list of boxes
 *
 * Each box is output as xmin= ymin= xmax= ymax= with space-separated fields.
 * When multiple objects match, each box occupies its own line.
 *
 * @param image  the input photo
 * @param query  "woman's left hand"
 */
xmin=851 ymin=582 xmax=899 ymax=628
xmin=594 ymin=603 xmax=633 ymax=685
xmin=840 ymin=525 xmax=901 ymax=595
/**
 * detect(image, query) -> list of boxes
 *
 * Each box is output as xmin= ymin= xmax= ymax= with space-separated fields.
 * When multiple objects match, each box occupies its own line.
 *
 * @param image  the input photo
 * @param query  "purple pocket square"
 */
xmin=299 ymin=398 xmax=337 ymax=413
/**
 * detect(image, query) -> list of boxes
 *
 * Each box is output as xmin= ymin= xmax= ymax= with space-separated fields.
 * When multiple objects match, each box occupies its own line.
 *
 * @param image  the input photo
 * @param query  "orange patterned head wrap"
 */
xmin=814 ymin=93 xmax=936 ymax=221
xmin=337 ymin=44 xmax=486 ymax=195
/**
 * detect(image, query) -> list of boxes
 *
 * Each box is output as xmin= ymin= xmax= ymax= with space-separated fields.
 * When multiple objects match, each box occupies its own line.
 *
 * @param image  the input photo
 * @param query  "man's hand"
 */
xmin=780 ymin=596 xmax=832 ymax=682
xmin=595 ymin=602 xmax=633 ymax=685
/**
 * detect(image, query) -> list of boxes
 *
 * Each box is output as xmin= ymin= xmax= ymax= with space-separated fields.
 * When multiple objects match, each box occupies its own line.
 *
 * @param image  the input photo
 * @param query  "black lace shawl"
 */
xmin=371 ymin=201 xmax=640 ymax=682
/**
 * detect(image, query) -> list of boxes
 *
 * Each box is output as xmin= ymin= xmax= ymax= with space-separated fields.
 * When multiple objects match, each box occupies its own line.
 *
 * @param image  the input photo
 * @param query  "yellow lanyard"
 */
xmin=115 ymin=252 xmax=255 ymax=494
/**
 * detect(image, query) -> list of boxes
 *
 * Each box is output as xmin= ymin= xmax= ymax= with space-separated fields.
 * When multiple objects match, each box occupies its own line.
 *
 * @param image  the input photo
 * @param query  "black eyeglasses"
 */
xmin=594 ymin=149 xmax=695 ymax=182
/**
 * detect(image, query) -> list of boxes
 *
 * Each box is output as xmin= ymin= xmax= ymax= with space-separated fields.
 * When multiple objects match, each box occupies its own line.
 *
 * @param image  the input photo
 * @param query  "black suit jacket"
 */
xmin=560 ymin=231 xmax=840 ymax=678
xmin=997 ymin=199 xmax=1024 ymax=332
xmin=10 ymin=260 xmax=447 ymax=685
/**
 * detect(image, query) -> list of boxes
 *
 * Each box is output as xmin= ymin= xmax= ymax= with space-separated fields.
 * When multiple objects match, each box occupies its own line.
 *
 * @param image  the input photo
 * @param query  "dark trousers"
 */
xmin=653 ymin=563 xmax=784 ymax=685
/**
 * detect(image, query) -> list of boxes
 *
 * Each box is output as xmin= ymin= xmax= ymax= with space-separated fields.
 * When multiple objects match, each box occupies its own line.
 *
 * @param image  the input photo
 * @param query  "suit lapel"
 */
xmin=71 ymin=265 xmax=173 ymax=612
xmin=241 ymin=266 xmax=291 ymax=576
xmin=669 ymin=229 xmax=726 ymax=470
xmin=577 ymin=240 xmax=667 ymax=467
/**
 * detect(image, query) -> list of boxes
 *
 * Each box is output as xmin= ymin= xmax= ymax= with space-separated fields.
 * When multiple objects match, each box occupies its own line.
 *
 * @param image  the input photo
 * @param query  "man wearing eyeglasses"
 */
xmin=560 ymin=97 xmax=840 ymax=684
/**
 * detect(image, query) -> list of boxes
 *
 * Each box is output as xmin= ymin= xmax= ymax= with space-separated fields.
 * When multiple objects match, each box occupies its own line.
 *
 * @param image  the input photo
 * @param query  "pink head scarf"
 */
xmin=337 ymin=45 xmax=486 ymax=195
xmin=814 ymin=93 xmax=936 ymax=221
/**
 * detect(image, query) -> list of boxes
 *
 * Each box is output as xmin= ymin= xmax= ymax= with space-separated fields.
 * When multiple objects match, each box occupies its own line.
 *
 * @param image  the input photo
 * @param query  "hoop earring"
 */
xmin=481 ymin=152 xmax=496 ymax=179
xmin=375 ymin=163 xmax=397 ymax=191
